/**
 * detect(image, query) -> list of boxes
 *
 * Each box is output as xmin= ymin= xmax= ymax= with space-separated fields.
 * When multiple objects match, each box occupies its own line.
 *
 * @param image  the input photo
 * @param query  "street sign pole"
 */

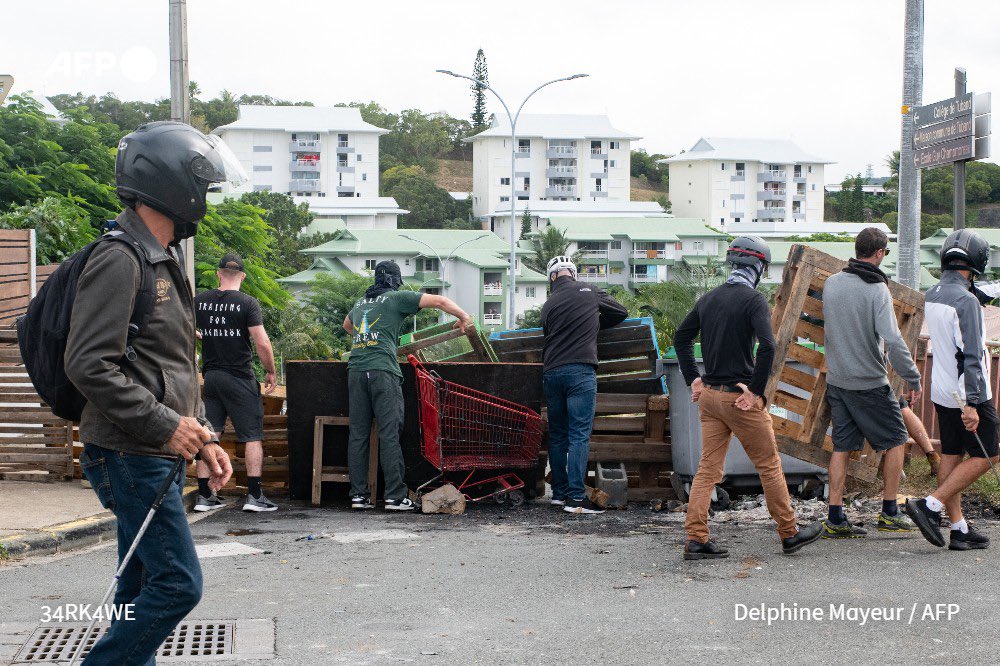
xmin=955 ymin=68 xmax=967 ymax=230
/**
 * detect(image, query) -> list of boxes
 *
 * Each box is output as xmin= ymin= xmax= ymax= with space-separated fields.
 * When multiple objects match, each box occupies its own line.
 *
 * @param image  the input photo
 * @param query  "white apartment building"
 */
xmin=467 ymin=114 xmax=639 ymax=220
xmin=213 ymin=105 xmax=405 ymax=228
xmin=663 ymin=138 xmax=832 ymax=232
xmin=488 ymin=200 xmax=670 ymax=241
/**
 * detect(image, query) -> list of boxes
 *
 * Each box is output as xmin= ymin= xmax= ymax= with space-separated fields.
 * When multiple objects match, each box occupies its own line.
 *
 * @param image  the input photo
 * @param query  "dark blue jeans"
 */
xmin=79 ymin=444 xmax=202 ymax=666
xmin=543 ymin=364 xmax=598 ymax=502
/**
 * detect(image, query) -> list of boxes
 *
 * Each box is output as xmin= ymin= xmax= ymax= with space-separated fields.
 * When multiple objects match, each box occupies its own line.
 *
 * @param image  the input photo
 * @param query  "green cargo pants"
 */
xmin=347 ymin=369 xmax=407 ymax=501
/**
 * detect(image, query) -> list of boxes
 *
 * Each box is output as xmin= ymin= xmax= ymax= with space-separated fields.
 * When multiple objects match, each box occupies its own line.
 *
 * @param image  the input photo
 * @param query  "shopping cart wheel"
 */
xmin=493 ymin=489 xmax=509 ymax=505
xmin=508 ymin=490 xmax=525 ymax=507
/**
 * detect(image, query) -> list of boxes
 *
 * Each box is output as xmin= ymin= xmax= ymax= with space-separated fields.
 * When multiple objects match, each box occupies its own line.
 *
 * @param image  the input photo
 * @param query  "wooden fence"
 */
xmin=0 ymin=230 xmax=34 ymax=329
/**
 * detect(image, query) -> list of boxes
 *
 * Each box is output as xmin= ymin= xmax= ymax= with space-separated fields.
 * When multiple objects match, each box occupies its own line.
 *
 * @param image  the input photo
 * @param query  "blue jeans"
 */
xmin=79 ymin=444 xmax=202 ymax=666
xmin=543 ymin=364 xmax=597 ymax=502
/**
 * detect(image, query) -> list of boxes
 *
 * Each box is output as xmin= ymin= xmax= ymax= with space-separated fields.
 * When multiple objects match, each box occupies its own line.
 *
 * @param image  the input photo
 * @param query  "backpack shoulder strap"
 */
xmin=102 ymin=230 xmax=156 ymax=361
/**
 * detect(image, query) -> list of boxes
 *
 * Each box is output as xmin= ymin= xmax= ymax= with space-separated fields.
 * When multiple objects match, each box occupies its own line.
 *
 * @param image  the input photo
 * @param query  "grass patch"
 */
xmin=0 ymin=542 xmax=9 ymax=561
xmin=901 ymin=456 xmax=1000 ymax=506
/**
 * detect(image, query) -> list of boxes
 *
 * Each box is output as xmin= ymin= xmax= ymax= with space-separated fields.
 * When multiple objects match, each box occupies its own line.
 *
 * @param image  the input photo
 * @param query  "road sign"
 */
xmin=913 ymin=93 xmax=974 ymax=128
xmin=0 ymin=75 xmax=13 ymax=105
xmin=913 ymin=135 xmax=974 ymax=169
xmin=913 ymin=115 xmax=974 ymax=149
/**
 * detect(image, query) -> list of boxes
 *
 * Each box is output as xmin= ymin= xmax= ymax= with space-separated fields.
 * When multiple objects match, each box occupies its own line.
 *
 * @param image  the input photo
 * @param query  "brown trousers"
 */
xmin=685 ymin=388 xmax=799 ymax=543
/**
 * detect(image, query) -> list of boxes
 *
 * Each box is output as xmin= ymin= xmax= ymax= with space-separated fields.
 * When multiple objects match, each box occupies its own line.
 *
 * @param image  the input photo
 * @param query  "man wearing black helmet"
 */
xmin=675 ymin=236 xmax=823 ymax=559
xmin=343 ymin=260 xmax=472 ymax=510
xmin=65 ymin=122 xmax=241 ymax=664
xmin=907 ymin=229 xmax=1000 ymax=551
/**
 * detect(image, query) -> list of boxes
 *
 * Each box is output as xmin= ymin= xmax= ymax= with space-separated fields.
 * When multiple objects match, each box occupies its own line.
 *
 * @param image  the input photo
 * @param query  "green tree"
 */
xmin=0 ymin=196 xmax=97 ymax=263
xmin=523 ymin=226 xmax=579 ymax=275
xmin=382 ymin=165 xmax=464 ymax=229
xmin=520 ymin=207 xmax=532 ymax=239
xmin=305 ymin=271 xmax=371 ymax=354
xmin=238 ymin=191 xmax=324 ymax=274
xmin=471 ymin=49 xmax=490 ymax=132
xmin=630 ymin=149 xmax=670 ymax=188
xmin=785 ymin=232 xmax=854 ymax=243
xmin=194 ymin=200 xmax=289 ymax=308
xmin=270 ymin=301 xmax=335 ymax=362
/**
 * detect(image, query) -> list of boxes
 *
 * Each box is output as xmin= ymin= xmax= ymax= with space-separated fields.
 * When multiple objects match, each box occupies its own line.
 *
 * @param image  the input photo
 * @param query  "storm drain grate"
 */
xmin=14 ymin=620 xmax=238 ymax=662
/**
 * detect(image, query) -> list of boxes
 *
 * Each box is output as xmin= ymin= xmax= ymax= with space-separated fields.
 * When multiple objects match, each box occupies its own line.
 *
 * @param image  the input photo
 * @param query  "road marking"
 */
xmin=195 ymin=542 xmax=265 ymax=558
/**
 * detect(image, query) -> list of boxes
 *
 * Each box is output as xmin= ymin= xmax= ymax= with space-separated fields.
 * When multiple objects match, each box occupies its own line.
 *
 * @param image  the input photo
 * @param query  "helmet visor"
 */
xmin=192 ymin=134 xmax=249 ymax=187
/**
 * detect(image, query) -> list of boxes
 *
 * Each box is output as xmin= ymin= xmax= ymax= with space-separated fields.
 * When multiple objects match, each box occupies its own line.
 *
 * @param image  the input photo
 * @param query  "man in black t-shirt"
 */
xmin=194 ymin=253 xmax=278 ymax=513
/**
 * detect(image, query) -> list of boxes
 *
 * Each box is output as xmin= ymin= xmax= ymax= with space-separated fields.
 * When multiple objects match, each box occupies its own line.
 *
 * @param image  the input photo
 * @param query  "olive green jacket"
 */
xmin=65 ymin=208 xmax=206 ymax=457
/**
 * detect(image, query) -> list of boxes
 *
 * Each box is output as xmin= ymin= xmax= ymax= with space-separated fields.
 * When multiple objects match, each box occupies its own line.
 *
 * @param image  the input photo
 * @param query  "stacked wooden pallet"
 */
xmin=0 ymin=330 xmax=74 ymax=482
xmin=765 ymin=245 xmax=924 ymax=483
xmin=490 ymin=318 xmax=672 ymax=500
xmin=397 ymin=321 xmax=497 ymax=363
xmin=182 ymin=414 xmax=289 ymax=491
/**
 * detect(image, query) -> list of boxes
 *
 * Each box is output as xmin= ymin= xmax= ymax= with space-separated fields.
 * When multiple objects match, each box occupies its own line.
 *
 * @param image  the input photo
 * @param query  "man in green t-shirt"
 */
xmin=343 ymin=260 xmax=472 ymax=510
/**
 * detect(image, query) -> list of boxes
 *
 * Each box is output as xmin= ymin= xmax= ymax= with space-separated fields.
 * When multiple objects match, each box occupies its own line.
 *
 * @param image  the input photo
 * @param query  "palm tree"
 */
xmin=523 ymin=226 xmax=580 ymax=274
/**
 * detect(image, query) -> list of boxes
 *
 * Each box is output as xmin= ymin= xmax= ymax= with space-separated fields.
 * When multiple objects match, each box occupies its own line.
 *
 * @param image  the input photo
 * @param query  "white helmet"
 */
xmin=546 ymin=255 xmax=577 ymax=280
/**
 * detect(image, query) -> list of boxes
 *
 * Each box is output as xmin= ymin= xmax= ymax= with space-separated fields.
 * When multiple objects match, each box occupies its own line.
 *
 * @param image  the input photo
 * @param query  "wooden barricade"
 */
xmin=491 ymin=317 xmax=672 ymax=500
xmin=0 ymin=329 xmax=74 ymax=482
xmin=765 ymin=244 xmax=924 ymax=483
xmin=182 ymin=414 xmax=289 ymax=491
xmin=0 ymin=230 xmax=34 ymax=329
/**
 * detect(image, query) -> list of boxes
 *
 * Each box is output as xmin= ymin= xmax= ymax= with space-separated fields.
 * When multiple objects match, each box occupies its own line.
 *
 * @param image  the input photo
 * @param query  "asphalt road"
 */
xmin=2 ymin=500 xmax=998 ymax=665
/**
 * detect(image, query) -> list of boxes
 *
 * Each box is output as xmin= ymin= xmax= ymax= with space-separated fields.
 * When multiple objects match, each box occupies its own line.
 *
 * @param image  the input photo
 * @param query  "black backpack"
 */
xmin=16 ymin=230 xmax=157 ymax=421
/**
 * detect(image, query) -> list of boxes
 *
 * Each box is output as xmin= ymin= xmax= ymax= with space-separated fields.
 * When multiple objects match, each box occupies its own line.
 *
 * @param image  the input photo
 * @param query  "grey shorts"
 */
xmin=827 ymin=384 xmax=907 ymax=453
xmin=203 ymin=370 xmax=264 ymax=442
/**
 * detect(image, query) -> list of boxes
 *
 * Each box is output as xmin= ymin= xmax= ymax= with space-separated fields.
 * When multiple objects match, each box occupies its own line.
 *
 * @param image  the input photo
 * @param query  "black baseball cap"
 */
xmin=219 ymin=253 xmax=245 ymax=271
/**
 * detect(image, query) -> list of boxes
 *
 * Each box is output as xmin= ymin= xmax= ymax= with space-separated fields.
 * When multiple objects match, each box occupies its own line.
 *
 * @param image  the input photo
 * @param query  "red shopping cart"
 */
xmin=408 ymin=355 xmax=543 ymax=505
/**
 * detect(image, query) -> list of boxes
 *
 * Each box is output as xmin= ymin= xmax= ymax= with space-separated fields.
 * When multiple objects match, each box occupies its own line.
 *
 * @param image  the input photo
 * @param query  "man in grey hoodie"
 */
xmin=821 ymin=227 xmax=922 ymax=538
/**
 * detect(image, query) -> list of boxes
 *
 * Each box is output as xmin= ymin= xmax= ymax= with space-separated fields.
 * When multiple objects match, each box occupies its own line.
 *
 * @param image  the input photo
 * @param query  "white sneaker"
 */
xmin=550 ymin=498 xmax=566 ymax=507
xmin=194 ymin=494 xmax=227 ymax=512
xmin=384 ymin=497 xmax=416 ymax=512
xmin=242 ymin=493 xmax=278 ymax=512
xmin=563 ymin=498 xmax=605 ymax=515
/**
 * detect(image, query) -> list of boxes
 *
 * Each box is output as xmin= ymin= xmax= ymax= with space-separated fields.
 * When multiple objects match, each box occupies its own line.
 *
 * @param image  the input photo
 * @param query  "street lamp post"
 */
xmin=435 ymin=70 xmax=588 ymax=328
xmin=400 ymin=233 xmax=489 ymax=330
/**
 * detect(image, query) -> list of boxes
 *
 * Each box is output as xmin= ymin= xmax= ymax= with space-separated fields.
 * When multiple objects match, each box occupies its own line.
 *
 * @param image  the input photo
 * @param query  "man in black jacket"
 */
xmin=674 ymin=236 xmax=822 ymax=558
xmin=541 ymin=256 xmax=628 ymax=514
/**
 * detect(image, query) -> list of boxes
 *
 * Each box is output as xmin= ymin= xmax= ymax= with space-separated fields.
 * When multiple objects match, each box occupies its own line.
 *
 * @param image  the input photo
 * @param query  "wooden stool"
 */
xmin=311 ymin=416 xmax=379 ymax=507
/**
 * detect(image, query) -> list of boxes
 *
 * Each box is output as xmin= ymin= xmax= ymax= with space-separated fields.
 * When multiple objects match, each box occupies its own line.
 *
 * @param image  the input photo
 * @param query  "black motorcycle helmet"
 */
xmin=115 ymin=121 xmax=248 ymax=243
xmin=940 ymin=229 xmax=990 ymax=276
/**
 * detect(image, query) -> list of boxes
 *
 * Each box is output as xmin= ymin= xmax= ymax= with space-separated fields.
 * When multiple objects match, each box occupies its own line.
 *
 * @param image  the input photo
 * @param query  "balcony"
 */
xmin=546 ymin=145 xmax=577 ymax=159
xmin=793 ymin=211 xmax=806 ymax=219
xmin=546 ymin=165 xmax=577 ymax=178
xmin=337 ymin=185 xmax=356 ymax=194
xmin=590 ymin=148 xmax=608 ymax=160
xmin=632 ymin=249 xmax=667 ymax=259
xmin=793 ymin=176 xmax=806 ymax=184
xmin=758 ymin=207 xmax=786 ymax=218
xmin=591 ymin=190 xmax=608 ymax=198
xmin=289 ymin=139 xmax=321 ymax=152
xmin=579 ymin=248 xmax=609 ymax=259
xmin=290 ymin=179 xmax=321 ymax=192
xmin=793 ymin=192 xmax=806 ymax=201
xmin=483 ymin=283 xmax=503 ymax=296
xmin=591 ymin=171 xmax=609 ymax=179
xmin=546 ymin=185 xmax=577 ymax=197
xmin=757 ymin=170 xmax=786 ymax=182
xmin=290 ymin=159 xmax=320 ymax=172
xmin=757 ymin=189 xmax=786 ymax=201
xmin=730 ymin=193 xmax=745 ymax=200
xmin=483 ymin=312 xmax=503 ymax=325
xmin=514 ymin=146 xmax=531 ymax=158
xmin=577 ymin=273 xmax=608 ymax=283
xmin=729 ymin=211 xmax=744 ymax=218
xmin=630 ymin=274 xmax=658 ymax=283
xmin=336 ymin=162 xmax=354 ymax=173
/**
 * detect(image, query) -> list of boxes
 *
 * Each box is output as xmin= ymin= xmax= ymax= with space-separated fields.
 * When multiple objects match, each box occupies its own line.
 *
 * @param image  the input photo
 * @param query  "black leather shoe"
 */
xmin=950 ymin=526 xmax=990 ymax=551
xmin=905 ymin=498 xmax=946 ymax=547
xmin=782 ymin=521 xmax=823 ymax=554
xmin=683 ymin=539 xmax=729 ymax=560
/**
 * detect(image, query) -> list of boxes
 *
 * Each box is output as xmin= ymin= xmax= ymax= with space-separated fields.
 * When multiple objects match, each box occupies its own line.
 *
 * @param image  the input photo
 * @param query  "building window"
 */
xmin=362 ymin=173 xmax=367 ymax=181
xmin=722 ymin=199 xmax=726 ymax=208
xmin=693 ymin=241 xmax=704 ymax=253
xmin=252 ymin=145 xmax=272 ymax=152
xmin=721 ymin=218 xmax=725 ymax=224
xmin=356 ymin=154 xmax=362 ymax=162
xmin=526 ymin=287 xmax=536 ymax=298
xmin=609 ymin=141 xmax=620 ymax=150
xmin=338 ymin=133 xmax=348 ymax=146
xmin=721 ymin=163 xmax=727 ymax=171
xmin=609 ymin=160 xmax=617 ymax=168
xmin=364 ymin=259 xmax=377 ymax=271
xmin=338 ymin=192 xmax=353 ymax=198
xmin=517 ymin=139 xmax=530 ymax=153
xmin=811 ymin=184 xmax=816 ymax=191
xmin=808 ymin=166 xmax=813 ymax=173
xmin=253 ymin=185 xmax=272 ymax=192
xmin=734 ymin=217 xmax=741 ymax=224
xmin=253 ymin=165 xmax=272 ymax=172
xmin=405 ymin=259 xmax=410 ymax=266
xmin=424 ymin=258 xmax=439 ymax=271
xmin=500 ymin=177 xmax=511 ymax=185
xmin=500 ymin=196 xmax=510 ymax=202
xmin=609 ymin=240 xmax=621 ymax=250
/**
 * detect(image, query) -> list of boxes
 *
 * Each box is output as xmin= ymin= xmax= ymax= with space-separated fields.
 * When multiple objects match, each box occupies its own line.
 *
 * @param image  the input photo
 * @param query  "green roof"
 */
xmin=921 ymin=227 xmax=1000 ymax=249
xmin=518 ymin=267 xmax=548 ymax=283
xmin=544 ymin=216 xmax=723 ymax=242
xmin=302 ymin=229 xmax=508 ymax=257
xmin=769 ymin=241 xmax=941 ymax=291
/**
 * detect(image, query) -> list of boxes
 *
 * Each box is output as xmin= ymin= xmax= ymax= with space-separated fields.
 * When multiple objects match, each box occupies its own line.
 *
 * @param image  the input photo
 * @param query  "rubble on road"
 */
xmin=421 ymin=485 xmax=466 ymax=515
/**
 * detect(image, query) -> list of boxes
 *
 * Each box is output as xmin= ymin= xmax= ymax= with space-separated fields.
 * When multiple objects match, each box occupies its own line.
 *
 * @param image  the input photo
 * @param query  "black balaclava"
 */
xmin=365 ymin=260 xmax=403 ymax=299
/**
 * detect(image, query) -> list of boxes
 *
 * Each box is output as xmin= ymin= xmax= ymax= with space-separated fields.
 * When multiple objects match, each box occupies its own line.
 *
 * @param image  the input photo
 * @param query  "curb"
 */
xmin=1 ymin=485 xmax=199 ymax=560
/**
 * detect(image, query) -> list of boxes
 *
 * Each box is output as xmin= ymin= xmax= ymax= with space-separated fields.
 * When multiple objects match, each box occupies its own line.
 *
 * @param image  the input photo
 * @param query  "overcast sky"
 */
xmin=5 ymin=0 xmax=998 ymax=181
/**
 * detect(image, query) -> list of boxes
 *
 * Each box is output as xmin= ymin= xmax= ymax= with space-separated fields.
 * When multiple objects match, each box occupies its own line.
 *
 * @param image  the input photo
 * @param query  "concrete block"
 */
xmin=595 ymin=462 xmax=628 ymax=509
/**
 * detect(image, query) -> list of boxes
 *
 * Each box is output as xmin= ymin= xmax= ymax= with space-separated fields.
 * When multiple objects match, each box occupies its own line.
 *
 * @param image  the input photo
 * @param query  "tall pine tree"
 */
xmin=471 ymin=49 xmax=489 ymax=132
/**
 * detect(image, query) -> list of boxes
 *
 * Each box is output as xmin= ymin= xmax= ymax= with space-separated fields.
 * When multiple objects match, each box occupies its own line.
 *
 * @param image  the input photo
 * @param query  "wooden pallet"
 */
xmin=0 ymin=330 xmax=74 ymax=482
xmin=492 ymin=318 xmax=672 ymax=500
xmin=765 ymin=244 xmax=924 ymax=483
xmin=397 ymin=321 xmax=497 ymax=363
